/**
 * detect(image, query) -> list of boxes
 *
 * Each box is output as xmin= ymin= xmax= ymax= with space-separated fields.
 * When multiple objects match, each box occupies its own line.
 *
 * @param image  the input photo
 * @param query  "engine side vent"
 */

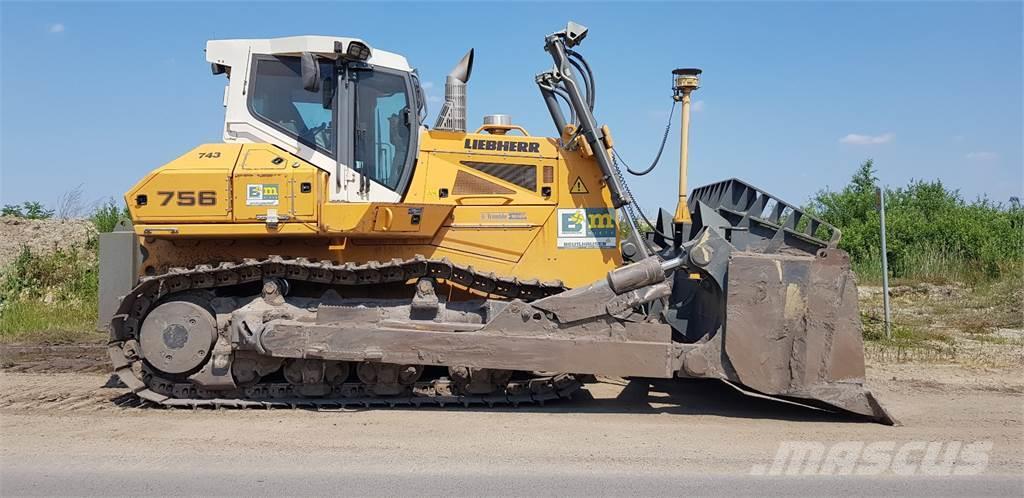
xmin=452 ymin=170 xmax=515 ymax=195
xmin=460 ymin=161 xmax=537 ymax=191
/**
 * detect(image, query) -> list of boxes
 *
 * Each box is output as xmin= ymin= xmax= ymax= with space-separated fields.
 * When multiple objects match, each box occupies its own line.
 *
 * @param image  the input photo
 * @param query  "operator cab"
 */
xmin=207 ymin=36 xmax=425 ymax=203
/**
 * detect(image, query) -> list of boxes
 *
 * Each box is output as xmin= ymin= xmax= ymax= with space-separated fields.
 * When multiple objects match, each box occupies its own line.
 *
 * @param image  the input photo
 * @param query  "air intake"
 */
xmin=434 ymin=49 xmax=474 ymax=132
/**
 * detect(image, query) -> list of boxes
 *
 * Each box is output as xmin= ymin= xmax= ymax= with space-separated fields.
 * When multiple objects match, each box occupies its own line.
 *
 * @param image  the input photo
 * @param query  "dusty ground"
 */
xmin=0 ymin=346 xmax=1020 ymax=490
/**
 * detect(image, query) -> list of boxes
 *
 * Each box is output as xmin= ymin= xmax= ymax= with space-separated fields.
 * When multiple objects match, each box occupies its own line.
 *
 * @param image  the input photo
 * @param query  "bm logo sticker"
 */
xmin=556 ymin=208 xmax=617 ymax=249
xmin=246 ymin=184 xmax=280 ymax=206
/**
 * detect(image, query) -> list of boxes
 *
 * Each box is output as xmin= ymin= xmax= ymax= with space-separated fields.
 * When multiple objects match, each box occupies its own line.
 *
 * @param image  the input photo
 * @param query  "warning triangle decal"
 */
xmin=570 ymin=176 xmax=589 ymax=194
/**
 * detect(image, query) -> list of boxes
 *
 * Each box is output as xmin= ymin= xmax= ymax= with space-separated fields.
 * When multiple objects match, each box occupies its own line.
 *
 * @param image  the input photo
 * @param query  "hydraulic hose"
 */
xmin=567 ymin=49 xmax=595 ymax=111
xmin=616 ymin=100 xmax=677 ymax=176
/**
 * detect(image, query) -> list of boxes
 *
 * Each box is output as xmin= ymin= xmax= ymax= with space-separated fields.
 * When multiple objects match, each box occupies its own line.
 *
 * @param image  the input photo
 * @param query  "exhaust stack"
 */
xmin=672 ymin=68 xmax=701 ymax=225
xmin=434 ymin=49 xmax=475 ymax=132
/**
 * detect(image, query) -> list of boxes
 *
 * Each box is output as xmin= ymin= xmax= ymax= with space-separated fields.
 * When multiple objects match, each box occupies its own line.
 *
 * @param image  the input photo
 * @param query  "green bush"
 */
xmin=0 ymin=246 xmax=99 ymax=339
xmin=809 ymin=160 xmax=1023 ymax=283
xmin=2 ymin=201 xmax=54 ymax=219
xmin=0 ymin=198 xmax=126 ymax=339
xmin=1 ymin=246 xmax=98 ymax=304
xmin=90 ymin=198 xmax=130 ymax=233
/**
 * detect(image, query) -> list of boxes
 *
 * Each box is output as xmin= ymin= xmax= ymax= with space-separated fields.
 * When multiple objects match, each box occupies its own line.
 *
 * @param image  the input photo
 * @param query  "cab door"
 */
xmin=341 ymin=66 xmax=419 ymax=203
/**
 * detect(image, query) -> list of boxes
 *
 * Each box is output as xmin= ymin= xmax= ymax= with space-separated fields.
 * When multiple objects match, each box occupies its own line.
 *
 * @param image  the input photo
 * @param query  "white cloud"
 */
xmin=965 ymin=151 xmax=999 ymax=161
xmin=48 ymin=23 xmax=65 ymax=33
xmin=692 ymin=100 xmax=705 ymax=112
xmin=420 ymin=81 xmax=442 ymax=104
xmin=839 ymin=133 xmax=894 ymax=145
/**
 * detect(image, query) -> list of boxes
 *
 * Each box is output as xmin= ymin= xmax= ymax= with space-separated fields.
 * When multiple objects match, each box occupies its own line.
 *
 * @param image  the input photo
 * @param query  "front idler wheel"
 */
xmin=139 ymin=298 xmax=217 ymax=377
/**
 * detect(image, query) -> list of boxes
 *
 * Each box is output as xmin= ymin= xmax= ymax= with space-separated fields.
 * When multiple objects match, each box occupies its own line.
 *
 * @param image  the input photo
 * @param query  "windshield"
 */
xmin=249 ymin=55 xmax=335 ymax=154
xmin=353 ymin=70 xmax=412 ymax=191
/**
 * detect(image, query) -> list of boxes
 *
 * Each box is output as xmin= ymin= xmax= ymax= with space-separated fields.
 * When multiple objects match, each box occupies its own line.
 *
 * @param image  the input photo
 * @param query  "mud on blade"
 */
xmin=676 ymin=248 xmax=894 ymax=424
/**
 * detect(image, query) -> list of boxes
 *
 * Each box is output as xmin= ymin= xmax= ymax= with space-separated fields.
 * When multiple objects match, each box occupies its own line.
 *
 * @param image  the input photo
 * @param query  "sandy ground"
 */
xmin=0 ymin=345 xmax=1021 ymax=495
xmin=1 ymin=371 xmax=1020 ymax=473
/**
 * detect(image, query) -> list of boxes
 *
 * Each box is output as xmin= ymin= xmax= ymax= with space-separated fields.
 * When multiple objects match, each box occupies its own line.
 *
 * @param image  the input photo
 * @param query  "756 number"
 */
xmin=157 ymin=190 xmax=216 ymax=206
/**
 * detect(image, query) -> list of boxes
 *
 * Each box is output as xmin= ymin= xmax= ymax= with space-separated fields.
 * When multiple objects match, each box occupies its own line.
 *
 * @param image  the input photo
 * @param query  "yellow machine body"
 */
xmin=126 ymin=128 xmax=621 ymax=289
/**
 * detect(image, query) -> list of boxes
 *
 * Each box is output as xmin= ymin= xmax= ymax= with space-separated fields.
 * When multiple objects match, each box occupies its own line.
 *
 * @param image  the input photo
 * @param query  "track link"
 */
xmin=142 ymin=374 xmax=582 ymax=409
xmin=109 ymin=255 xmax=574 ymax=408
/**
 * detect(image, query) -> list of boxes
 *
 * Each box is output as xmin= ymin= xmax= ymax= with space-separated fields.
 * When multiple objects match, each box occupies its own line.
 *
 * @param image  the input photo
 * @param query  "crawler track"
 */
xmin=109 ymin=255 xmax=578 ymax=408
xmin=138 ymin=375 xmax=582 ymax=409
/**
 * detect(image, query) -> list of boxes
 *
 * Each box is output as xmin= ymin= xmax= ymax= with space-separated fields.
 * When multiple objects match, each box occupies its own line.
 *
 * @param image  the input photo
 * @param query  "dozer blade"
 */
xmin=679 ymin=248 xmax=896 ymax=425
xmin=662 ymin=179 xmax=897 ymax=424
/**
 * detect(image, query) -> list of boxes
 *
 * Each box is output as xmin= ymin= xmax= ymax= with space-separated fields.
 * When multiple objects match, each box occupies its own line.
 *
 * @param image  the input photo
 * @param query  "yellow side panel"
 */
xmin=506 ymin=143 xmax=623 ymax=287
xmin=509 ymin=206 xmax=622 ymax=288
xmin=238 ymin=147 xmax=289 ymax=170
xmin=231 ymin=144 xmax=321 ymax=223
xmin=131 ymin=131 xmax=623 ymax=289
xmin=127 ymin=144 xmax=240 ymax=223
xmin=410 ymin=130 xmax=559 ymax=206
xmin=291 ymin=167 xmax=320 ymax=218
xmin=418 ymin=153 xmax=555 ymax=206
xmin=372 ymin=206 xmax=421 ymax=232
xmin=445 ymin=205 xmax=552 ymax=228
xmin=428 ymin=205 xmax=552 ymax=263
xmin=408 ymin=130 xmax=622 ymax=288
xmin=431 ymin=226 xmax=542 ymax=263
xmin=321 ymin=203 xmax=452 ymax=238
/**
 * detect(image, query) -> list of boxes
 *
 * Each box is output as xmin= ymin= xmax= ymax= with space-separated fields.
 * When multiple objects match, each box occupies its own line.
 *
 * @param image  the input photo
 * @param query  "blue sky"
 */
xmin=2 ymin=1 xmax=1021 ymax=213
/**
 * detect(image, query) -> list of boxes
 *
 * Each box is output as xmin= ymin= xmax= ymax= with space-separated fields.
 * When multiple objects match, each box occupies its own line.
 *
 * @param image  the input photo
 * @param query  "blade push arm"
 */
xmin=538 ymin=22 xmax=649 ymax=258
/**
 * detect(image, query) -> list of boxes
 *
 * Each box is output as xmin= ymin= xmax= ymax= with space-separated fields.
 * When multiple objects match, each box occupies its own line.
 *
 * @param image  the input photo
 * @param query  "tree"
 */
xmin=850 ymin=159 xmax=878 ymax=194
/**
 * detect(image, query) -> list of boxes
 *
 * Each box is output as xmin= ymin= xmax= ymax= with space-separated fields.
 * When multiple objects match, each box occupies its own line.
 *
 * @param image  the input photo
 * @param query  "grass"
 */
xmin=858 ymin=261 xmax=1023 ymax=368
xmin=862 ymin=319 xmax=953 ymax=349
xmin=853 ymin=247 xmax=1021 ymax=287
xmin=958 ymin=269 xmax=1024 ymax=328
xmin=0 ymin=200 xmax=128 ymax=343
xmin=970 ymin=334 xmax=1016 ymax=346
xmin=0 ymin=299 xmax=105 ymax=343
xmin=0 ymin=244 xmax=102 ymax=344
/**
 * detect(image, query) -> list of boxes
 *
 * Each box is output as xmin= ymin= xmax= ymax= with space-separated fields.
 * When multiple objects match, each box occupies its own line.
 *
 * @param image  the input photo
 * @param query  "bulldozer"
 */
xmin=99 ymin=21 xmax=894 ymax=424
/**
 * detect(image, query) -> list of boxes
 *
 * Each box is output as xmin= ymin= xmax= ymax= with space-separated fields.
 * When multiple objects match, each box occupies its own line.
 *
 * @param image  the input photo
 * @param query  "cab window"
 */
xmin=249 ymin=56 xmax=335 ymax=155
xmin=353 ymin=70 xmax=411 ymax=190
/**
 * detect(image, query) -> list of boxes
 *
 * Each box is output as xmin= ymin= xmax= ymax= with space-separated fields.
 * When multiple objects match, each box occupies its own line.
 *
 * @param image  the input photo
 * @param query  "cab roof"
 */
xmin=205 ymin=35 xmax=412 ymax=73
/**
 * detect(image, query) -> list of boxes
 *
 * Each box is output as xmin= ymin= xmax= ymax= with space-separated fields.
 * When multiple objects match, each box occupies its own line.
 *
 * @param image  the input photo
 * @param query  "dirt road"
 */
xmin=0 ymin=346 xmax=1021 ymax=496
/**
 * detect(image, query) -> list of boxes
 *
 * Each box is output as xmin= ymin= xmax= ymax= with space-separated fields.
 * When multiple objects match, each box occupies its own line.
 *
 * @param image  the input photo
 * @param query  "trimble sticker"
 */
xmin=556 ymin=208 xmax=617 ymax=249
xmin=246 ymin=184 xmax=280 ymax=206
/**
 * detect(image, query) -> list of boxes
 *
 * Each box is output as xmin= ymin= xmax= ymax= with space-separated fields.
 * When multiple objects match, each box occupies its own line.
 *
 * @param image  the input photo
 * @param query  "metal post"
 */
xmin=877 ymin=187 xmax=892 ymax=339
xmin=672 ymin=69 xmax=701 ymax=225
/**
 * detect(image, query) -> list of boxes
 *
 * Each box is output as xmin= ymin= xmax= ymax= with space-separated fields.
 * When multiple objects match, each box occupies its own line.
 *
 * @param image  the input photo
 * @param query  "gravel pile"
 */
xmin=0 ymin=216 xmax=96 ymax=268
